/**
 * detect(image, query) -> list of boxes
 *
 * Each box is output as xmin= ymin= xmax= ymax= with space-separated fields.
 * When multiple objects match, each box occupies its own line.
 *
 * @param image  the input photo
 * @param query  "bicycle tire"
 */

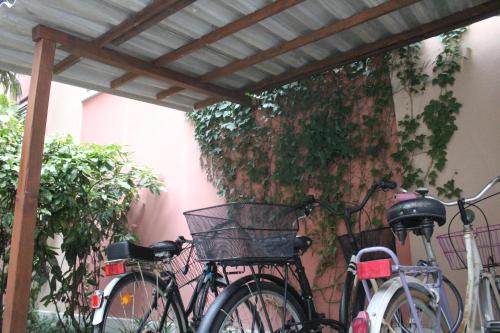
xmin=208 ymin=281 xmax=307 ymax=333
xmin=339 ymin=271 xmax=376 ymax=326
xmin=480 ymin=275 xmax=500 ymax=325
xmin=339 ymin=270 xmax=355 ymax=324
xmin=381 ymin=287 xmax=447 ymax=332
xmin=442 ymin=275 xmax=463 ymax=332
xmin=94 ymin=272 xmax=185 ymax=333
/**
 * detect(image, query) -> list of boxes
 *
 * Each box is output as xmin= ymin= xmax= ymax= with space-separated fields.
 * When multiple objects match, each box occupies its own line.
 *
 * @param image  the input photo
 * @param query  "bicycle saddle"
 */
xmin=107 ymin=241 xmax=180 ymax=262
xmin=150 ymin=240 xmax=181 ymax=256
xmin=387 ymin=197 xmax=446 ymax=229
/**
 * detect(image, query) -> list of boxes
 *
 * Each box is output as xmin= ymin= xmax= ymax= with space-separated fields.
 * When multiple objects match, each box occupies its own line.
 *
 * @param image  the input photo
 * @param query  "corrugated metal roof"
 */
xmin=0 ymin=0 xmax=492 ymax=111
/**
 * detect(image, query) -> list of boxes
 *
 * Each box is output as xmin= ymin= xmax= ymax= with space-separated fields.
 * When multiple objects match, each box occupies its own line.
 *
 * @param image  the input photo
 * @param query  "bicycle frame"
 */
xmin=185 ymin=262 xmax=220 ymax=318
xmin=356 ymin=246 xmax=454 ymax=333
xmin=462 ymin=224 xmax=500 ymax=332
xmin=436 ymin=176 xmax=500 ymax=331
xmin=461 ymin=226 xmax=483 ymax=331
xmin=156 ymin=261 xmax=222 ymax=331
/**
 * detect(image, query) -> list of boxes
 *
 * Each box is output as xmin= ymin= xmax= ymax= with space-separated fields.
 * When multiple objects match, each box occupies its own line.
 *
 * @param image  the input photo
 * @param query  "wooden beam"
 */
xmin=2 ymin=37 xmax=55 ymax=333
xmin=111 ymin=0 xmax=305 ymax=89
xmin=194 ymin=97 xmax=223 ymax=110
xmin=53 ymin=0 xmax=194 ymax=74
xmin=193 ymin=0 xmax=500 ymax=109
xmin=160 ymin=0 xmax=419 ymax=100
xmin=156 ymin=86 xmax=185 ymax=100
xmin=35 ymin=25 xmax=252 ymax=106
xmin=249 ymin=0 xmax=500 ymax=92
xmin=111 ymin=0 xmax=195 ymax=45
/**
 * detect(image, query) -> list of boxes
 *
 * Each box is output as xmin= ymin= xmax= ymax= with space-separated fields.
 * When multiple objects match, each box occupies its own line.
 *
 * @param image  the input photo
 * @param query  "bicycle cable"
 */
xmin=446 ymin=191 xmax=500 ymax=269
xmin=468 ymin=203 xmax=494 ymax=268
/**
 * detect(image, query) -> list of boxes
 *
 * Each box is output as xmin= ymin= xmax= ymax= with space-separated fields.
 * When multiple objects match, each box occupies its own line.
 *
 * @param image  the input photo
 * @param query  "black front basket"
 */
xmin=337 ymin=226 xmax=396 ymax=264
xmin=184 ymin=203 xmax=300 ymax=264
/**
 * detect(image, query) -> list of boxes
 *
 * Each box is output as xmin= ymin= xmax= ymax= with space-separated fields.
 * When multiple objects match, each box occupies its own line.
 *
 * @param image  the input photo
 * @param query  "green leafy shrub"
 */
xmin=392 ymin=28 xmax=466 ymax=196
xmin=0 ymin=95 xmax=163 ymax=332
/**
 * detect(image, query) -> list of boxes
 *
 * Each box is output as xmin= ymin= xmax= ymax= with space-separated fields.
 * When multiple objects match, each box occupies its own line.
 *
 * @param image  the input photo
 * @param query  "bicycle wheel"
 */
xmin=339 ymin=270 xmax=357 ymax=324
xmin=340 ymin=271 xmax=380 ymax=326
xmin=95 ymin=272 xmax=185 ymax=333
xmin=381 ymin=288 xmax=446 ymax=333
xmin=480 ymin=275 xmax=500 ymax=324
xmin=209 ymin=281 xmax=307 ymax=333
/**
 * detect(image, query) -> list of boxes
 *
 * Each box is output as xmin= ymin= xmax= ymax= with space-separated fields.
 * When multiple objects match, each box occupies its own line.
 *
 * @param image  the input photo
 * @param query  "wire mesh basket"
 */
xmin=337 ymin=226 xmax=396 ymax=264
xmin=170 ymin=244 xmax=204 ymax=287
xmin=184 ymin=203 xmax=299 ymax=264
xmin=437 ymin=223 xmax=500 ymax=270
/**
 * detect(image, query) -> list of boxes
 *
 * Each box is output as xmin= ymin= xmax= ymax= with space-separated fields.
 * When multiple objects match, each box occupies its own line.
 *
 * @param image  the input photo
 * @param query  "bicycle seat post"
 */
xmin=421 ymin=235 xmax=438 ymax=266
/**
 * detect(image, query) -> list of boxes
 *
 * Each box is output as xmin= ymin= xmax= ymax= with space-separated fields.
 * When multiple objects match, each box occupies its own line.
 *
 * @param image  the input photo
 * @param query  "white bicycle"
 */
xmin=350 ymin=175 xmax=500 ymax=332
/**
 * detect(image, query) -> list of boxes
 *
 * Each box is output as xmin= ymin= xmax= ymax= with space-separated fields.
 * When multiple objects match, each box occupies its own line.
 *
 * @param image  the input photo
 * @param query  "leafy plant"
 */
xmin=0 ymin=96 xmax=163 ymax=332
xmin=0 ymin=70 xmax=21 ymax=99
xmin=187 ymin=56 xmax=397 ymax=277
xmin=188 ymin=28 xmax=468 ymax=302
xmin=392 ymin=28 xmax=466 ymax=196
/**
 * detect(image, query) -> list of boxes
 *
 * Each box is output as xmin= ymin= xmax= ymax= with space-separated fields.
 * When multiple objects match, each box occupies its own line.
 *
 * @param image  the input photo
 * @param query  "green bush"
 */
xmin=0 ymin=95 xmax=163 ymax=332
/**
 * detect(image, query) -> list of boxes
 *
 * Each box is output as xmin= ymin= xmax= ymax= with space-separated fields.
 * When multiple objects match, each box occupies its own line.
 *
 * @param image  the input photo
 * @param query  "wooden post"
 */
xmin=2 ymin=37 xmax=55 ymax=333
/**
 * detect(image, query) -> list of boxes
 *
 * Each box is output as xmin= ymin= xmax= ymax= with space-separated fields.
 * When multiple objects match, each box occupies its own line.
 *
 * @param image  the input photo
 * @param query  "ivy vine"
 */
xmin=392 ymin=28 xmax=467 ymax=197
xmin=188 ymin=28 xmax=468 ymax=301
xmin=188 ymin=56 xmax=396 ymax=277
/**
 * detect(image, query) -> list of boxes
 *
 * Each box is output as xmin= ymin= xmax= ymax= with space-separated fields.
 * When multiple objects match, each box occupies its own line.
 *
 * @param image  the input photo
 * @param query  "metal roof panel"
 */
xmin=0 ymin=0 xmax=493 ymax=111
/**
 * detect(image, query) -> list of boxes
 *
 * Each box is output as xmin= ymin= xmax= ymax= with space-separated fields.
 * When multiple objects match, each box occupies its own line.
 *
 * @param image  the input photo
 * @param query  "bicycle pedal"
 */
xmin=486 ymin=320 xmax=500 ymax=333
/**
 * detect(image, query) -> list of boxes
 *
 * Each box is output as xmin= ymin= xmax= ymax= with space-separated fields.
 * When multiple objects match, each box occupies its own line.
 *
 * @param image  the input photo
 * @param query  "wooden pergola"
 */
xmin=1 ymin=0 xmax=500 ymax=331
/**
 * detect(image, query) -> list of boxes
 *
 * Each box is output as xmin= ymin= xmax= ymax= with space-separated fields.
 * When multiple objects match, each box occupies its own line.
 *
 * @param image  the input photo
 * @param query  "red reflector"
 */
xmin=90 ymin=290 xmax=104 ymax=309
xmin=104 ymin=261 xmax=126 ymax=276
xmin=352 ymin=311 xmax=370 ymax=333
xmin=357 ymin=259 xmax=392 ymax=280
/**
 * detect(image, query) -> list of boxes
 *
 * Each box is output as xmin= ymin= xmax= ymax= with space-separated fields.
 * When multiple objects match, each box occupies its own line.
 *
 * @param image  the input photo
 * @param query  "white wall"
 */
xmin=19 ymin=76 xmax=85 ymax=140
xmin=392 ymin=16 xmax=500 ymax=298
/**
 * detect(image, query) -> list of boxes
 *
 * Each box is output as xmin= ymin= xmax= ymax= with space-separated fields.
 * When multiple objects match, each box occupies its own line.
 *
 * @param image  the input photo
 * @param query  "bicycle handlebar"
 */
xmin=379 ymin=179 xmax=398 ymax=190
xmin=293 ymin=179 xmax=396 ymax=254
xmin=426 ymin=175 xmax=500 ymax=206
xmin=348 ymin=179 xmax=397 ymax=213
xmin=297 ymin=179 xmax=397 ymax=216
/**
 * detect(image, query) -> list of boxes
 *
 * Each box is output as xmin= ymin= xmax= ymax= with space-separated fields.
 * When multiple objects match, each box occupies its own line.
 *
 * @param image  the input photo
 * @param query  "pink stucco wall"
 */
xmin=81 ymin=91 xmax=410 ymax=320
xmin=18 ymin=75 xmax=84 ymax=139
xmin=81 ymin=94 xmax=225 ymax=246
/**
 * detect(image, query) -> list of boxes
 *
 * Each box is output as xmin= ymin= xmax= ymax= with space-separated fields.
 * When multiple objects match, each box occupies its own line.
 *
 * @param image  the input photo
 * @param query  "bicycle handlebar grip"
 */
xmin=379 ymin=180 xmax=397 ymax=190
xmin=175 ymin=236 xmax=186 ymax=244
xmin=305 ymin=194 xmax=316 ymax=204
xmin=294 ymin=195 xmax=316 ymax=210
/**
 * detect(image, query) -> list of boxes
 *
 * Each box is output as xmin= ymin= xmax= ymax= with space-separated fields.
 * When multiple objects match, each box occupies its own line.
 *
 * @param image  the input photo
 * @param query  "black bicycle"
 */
xmin=91 ymin=236 xmax=225 ymax=333
xmin=185 ymin=180 xmax=398 ymax=333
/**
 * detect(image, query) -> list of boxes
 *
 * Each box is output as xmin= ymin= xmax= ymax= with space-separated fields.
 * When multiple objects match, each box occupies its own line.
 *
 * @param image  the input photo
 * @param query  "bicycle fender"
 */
xmin=91 ymin=274 xmax=128 ymax=326
xmin=365 ymin=276 xmax=431 ymax=332
xmin=198 ymin=273 xmax=302 ymax=333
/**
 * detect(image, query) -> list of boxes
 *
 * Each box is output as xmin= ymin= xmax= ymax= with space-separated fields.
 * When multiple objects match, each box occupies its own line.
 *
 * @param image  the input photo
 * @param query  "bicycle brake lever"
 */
xmin=379 ymin=180 xmax=397 ymax=191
